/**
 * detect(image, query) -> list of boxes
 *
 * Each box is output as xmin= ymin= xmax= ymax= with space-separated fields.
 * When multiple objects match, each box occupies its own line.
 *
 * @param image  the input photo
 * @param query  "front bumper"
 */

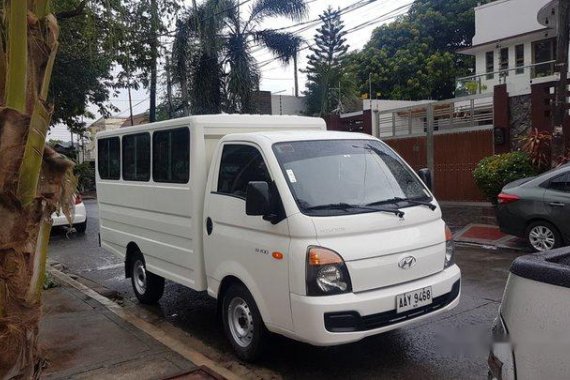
xmin=288 ymin=264 xmax=461 ymax=346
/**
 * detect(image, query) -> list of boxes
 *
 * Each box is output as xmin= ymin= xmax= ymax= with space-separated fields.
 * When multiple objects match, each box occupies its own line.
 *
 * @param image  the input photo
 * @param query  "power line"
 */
xmin=256 ymin=3 xmax=411 ymax=69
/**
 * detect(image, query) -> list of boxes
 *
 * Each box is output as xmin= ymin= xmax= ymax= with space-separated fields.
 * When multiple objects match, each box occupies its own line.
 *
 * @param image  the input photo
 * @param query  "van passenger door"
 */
xmin=204 ymin=143 xmax=292 ymax=331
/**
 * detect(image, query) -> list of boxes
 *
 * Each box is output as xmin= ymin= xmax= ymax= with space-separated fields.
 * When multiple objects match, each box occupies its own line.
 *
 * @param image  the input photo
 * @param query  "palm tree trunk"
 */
xmin=0 ymin=2 xmax=75 ymax=378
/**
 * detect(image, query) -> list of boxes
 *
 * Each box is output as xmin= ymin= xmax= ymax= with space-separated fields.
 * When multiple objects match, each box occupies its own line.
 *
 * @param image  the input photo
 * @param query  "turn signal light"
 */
xmin=308 ymin=247 xmax=343 ymax=266
xmin=497 ymin=193 xmax=520 ymax=204
xmin=75 ymin=194 xmax=83 ymax=204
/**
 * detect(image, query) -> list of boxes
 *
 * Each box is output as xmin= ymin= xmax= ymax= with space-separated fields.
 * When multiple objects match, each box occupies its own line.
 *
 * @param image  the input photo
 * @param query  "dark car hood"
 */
xmin=503 ymin=177 xmax=536 ymax=190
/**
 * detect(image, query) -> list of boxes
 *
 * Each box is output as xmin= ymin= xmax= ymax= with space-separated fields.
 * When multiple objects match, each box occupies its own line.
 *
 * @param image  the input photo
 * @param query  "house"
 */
xmin=457 ymin=0 xmax=559 ymax=97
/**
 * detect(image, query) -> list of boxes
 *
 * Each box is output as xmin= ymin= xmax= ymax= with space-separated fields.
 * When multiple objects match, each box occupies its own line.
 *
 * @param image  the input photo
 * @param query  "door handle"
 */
xmin=549 ymin=202 xmax=565 ymax=207
xmin=206 ymin=217 xmax=213 ymax=235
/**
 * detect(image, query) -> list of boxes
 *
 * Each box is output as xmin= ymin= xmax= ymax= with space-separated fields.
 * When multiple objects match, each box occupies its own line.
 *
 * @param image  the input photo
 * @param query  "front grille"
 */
xmin=324 ymin=280 xmax=461 ymax=333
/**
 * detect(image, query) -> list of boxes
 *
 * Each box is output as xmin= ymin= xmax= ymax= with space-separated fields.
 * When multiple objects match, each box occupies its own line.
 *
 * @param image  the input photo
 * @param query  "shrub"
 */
xmin=473 ymin=152 xmax=537 ymax=204
xmin=519 ymin=128 xmax=552 ymax=172
xmin=74 ymin=161 xmax=95 ymax=193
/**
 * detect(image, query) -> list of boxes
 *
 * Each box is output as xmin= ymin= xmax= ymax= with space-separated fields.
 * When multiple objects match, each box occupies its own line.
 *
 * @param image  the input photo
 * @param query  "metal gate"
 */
xmin=378 ymin=95 xmax=495 ymax=202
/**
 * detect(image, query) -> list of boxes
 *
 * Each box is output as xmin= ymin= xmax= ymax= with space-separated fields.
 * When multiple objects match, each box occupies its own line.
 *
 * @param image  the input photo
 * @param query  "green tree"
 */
xmin=49 ymin=0 xmax=125 ymax=133
xmin=347 ymin=0 xmax=490 ymax=101
xmin=115 ymin=0 xmax=180 ymax=122
xmin=303 ymin=7 xmax=358 ymax=116
xmin=171 ymin=0 xmax=308 ymax=114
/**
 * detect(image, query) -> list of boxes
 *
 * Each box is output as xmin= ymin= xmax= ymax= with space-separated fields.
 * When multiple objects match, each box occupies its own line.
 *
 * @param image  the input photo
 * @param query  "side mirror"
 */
xmin=246 ymin=182 xmax=271 ymax=216
xmin=418 ymin=168 xmax=432 ymax=190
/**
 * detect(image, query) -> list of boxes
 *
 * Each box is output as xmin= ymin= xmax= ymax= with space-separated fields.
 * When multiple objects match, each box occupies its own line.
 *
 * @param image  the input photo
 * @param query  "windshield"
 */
xmin=273 ymin=139 xmax=430 ymax=216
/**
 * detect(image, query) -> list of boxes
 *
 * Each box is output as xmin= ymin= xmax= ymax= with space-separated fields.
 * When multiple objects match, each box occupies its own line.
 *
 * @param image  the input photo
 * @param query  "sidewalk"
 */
xmin=40 ymin=274 xmax=224 ymax=380
xmin=440 ymin=202 xmax=528 ymax=251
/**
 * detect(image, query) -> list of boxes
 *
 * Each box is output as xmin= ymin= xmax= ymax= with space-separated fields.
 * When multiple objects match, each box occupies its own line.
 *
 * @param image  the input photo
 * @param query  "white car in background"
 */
xmin=51 ymin=194 xmax=87 ymax=233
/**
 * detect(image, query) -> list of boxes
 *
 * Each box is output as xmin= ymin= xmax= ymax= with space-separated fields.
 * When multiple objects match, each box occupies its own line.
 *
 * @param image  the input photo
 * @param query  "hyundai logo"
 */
xmin=398 ymin=256 xmax=417 ymax=270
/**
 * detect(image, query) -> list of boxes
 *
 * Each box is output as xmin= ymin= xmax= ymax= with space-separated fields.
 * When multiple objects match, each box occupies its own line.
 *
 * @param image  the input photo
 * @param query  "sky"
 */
xmin=48 ymin=0 xmax=412 ymax=141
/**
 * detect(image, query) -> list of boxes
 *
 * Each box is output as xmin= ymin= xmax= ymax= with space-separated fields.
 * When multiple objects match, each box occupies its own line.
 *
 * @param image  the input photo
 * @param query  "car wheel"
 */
xmin=74 ymin=219 xmax=87 ymax=234
xmin=526 ymin=221 xmax=562 ymax=252
xmin=222 ymin=283 xmax=267 ymax=361
xmin=130 ymin=253 xmax=164 ymax=304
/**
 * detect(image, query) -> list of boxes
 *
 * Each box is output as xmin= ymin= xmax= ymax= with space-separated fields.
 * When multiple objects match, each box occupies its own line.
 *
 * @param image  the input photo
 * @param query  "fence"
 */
xmin=375 ymin=94 xmax=495 ymax=202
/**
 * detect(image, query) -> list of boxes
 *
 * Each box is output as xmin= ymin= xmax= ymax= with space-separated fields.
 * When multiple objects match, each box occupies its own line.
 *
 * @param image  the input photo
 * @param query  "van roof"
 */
xmin=225 ymin=130 xmax=375 ymax=144
xmin=96 ymin=114 xmax=326 ymax=138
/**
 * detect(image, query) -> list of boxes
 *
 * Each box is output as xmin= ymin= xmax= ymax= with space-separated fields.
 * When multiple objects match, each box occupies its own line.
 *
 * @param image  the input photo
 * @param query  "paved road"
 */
xmin=49 ymin=200 xmax=521 ymax=379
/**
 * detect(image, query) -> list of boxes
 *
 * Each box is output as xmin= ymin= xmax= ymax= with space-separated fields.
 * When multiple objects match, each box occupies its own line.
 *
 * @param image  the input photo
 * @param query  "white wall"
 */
xmin=472 ymin=0 xmax=552 ymax=46
xmin=271 ymin=95 xmax=305 ymax=115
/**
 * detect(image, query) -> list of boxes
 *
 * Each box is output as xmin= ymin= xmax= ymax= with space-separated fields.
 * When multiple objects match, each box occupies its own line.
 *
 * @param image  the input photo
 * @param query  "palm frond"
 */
xmin=255 ymin=30 xmax=303 ymax=64
xmin=249 ymin=0 xmax=308 ymax=23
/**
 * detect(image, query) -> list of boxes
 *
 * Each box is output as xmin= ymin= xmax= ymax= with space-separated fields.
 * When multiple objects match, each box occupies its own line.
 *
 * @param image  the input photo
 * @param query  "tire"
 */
xmin=526 ymin=220 xmax=562 ymax=252
xmin=130 ymin=253 xmax=164 ymax=304
xmin=74 ymin=219 xmax=87 ymax=234
xmin=222 ymin=284 xmax=267 ymax=361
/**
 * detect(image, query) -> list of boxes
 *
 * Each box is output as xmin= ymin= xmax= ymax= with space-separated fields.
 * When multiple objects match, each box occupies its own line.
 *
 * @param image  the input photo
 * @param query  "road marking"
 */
xmin=49 ymin=268 xmax=253 ymax=380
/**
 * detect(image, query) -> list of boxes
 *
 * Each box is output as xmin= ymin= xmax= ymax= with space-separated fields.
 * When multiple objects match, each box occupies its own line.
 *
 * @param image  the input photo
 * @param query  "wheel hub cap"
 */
xmin=228 ymin=297 xmax=254 ymax=347
xmin=529 ymin=226 xmax=555 ymax=251
xmin=134 ymin=260 xmax=147 ymax=294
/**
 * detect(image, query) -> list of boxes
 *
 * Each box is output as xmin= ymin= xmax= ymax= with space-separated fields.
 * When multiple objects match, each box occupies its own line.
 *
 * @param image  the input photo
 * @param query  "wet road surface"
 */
xmin=48 ymin=200 xmax=521 ymax=379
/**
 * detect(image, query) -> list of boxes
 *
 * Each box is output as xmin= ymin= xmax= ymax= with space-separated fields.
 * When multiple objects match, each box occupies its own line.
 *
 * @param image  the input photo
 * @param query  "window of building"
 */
xmin=500 ymin=48 xmax=509 ymax=76
xmin=153 ymin=127 xmax=190 ymax=183
xmin=486 ymin=51 xmax=494 ymax=79
xmin=549 ymin=173 xmax=570 ymax=193
xmin=122 ymin=133 xmax=150 ymax=181
xmin=533 ymin=38 xmax=557 ymax=78
xmin=98 ymin=137 xmax=121 ymax=180
xmin=515 ymin=44 xmax=524 ymax=74
xmin=217 ymin=145 xmax=271 ymax=198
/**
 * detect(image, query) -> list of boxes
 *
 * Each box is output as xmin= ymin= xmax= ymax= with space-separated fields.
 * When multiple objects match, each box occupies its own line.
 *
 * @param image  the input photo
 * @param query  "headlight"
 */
xmin=444 ymin=225 xmax=455 ymax=268
xmin=306 ymin=246 xmax=352 ymax=296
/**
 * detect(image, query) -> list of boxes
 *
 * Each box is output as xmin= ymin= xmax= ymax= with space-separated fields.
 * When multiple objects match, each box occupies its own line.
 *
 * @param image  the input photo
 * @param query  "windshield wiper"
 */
xmin=304 ymin=203 xmax=405 ymax=218
xmin=367 ymin=197 xmax=436 ymax=211
xmin=393 ymin=197 xmax=437 ymax=211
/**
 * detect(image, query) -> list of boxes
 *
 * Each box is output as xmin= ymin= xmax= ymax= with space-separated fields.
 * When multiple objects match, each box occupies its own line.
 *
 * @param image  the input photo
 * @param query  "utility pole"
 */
xmin=369 ymin=72 xmax=373 ymax=110
xmin=149 ymin=0 xmax=159 ymax=123
xmin=553 ymin=0 xmax=570 ymax=160
xmin=293 ymin=47 xmax=299 ymax=97
xmin=126 ymin=53 xmax=134 ymax=126
xmin=166 ymin=54 xmax=174 ymax=119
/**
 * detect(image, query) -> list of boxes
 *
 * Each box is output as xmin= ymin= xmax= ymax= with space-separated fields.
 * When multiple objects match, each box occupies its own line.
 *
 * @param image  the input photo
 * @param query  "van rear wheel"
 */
xmin=130 ymin=253 xmax=164 ymax=304
xmin=222 ymin=284 xmax=267 ymax=361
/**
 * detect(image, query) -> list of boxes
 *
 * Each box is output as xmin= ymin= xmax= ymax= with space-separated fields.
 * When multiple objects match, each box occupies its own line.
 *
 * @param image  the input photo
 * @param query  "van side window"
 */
xmin=123 ymin=133 xmax=150 ymax=181
xmin=217 ymin=145 xmax=270 ymax=198
xmin=153 ymin=128 xmax=190 ymax=183
xmin=98 ymin=137 xmax=120 ymax=180
xmin=549 ymin=173 xmax=570 ymax=193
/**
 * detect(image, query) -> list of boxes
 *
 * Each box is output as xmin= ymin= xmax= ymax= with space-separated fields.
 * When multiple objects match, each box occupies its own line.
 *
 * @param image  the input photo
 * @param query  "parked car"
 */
xmin=51 ymin=194 xmax=87 ymax=233
xmin=496 ymin=164 xmax=570 ymax=251
xmin=96 ymin=115 xmax=461 ymax=361
xmin=488 ymin=247 xmax=570 ymax=380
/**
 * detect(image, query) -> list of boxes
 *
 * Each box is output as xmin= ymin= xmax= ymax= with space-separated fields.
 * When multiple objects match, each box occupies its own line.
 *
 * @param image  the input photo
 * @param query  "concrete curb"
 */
xmin=48 ymin=268 xmax=243 ymax=380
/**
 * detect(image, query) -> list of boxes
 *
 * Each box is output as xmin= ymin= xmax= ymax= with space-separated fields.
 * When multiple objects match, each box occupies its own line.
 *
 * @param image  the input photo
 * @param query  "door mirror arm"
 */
xmin=418 ymin=168 xmax=433 ymax=191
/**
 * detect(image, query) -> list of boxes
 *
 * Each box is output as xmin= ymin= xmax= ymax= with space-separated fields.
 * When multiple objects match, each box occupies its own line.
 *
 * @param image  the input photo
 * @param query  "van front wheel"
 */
xmin=130 ymin=254 xmax=164 ymax=304
xmin=222 ymin=284 xmax=267 ymax=361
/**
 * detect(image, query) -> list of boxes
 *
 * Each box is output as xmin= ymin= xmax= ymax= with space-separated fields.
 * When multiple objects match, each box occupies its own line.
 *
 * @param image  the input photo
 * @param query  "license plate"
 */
xmin=396 ymin=286 xmax=433 ymax=313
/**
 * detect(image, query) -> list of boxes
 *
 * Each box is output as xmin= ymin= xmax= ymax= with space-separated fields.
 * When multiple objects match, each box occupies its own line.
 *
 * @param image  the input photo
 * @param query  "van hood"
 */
xmin=311 ymin=206 xmax=446 ymax=292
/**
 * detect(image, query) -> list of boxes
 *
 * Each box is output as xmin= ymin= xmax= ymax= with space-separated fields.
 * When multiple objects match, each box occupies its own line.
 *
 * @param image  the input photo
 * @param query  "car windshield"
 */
xmin=272 ymin=139 xmax=430 ymax=216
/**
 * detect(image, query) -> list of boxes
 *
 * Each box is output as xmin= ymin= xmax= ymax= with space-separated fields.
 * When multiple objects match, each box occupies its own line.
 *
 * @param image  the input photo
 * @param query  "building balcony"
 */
xmin=455 ymin=60 xmax=557 ymax=97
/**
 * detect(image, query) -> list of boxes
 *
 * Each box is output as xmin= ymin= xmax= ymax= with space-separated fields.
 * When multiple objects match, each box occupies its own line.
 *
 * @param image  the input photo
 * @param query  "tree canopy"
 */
xmin=303 ymin=7 xmax=358 ymax=116
xmin=169 ymin=0 xmax=308 ymax=115
xmin=346 ymin=0 xmax=490 ymax=101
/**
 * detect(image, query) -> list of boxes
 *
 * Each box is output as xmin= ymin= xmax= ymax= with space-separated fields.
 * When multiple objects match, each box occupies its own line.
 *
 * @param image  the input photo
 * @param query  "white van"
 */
xmin=96 ymin=115 xmax=461 ymax=360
